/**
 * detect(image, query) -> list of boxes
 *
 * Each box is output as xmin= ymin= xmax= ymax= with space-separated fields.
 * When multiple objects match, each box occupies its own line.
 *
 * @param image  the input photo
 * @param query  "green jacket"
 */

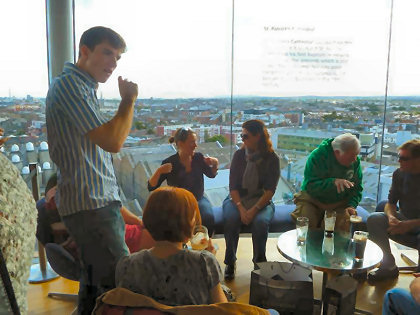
xmin=301 ymin=138 xmax=363 ymax=208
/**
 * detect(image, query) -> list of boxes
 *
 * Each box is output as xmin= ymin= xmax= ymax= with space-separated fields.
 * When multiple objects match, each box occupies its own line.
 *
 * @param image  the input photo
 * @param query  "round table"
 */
xmin=277 ymin=229 xmax=383 ymax=315
xmin=277 ymin=229 xmax=383 ymax=273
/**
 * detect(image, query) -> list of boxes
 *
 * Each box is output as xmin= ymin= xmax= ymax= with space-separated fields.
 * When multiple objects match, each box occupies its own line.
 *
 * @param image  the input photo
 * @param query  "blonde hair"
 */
xmin=169 ymin=127 xmax=195 ymax=145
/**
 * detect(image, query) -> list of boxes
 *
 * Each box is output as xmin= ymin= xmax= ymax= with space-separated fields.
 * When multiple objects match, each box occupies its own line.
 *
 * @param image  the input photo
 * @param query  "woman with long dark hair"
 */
xmin=223 ymin=120 xmax=280 ymax=280
xmin=148 ymin=127 xmax=218 ymax=235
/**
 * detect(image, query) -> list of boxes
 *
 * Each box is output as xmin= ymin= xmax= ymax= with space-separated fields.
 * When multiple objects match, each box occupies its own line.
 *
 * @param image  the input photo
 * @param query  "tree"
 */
xmin=322 ymin=111 xmax=339 ymax=122
xmin=206 ymin=135 xmax=226 ymax=144
xmin=135 ymin=121 xmax=146 ymax=130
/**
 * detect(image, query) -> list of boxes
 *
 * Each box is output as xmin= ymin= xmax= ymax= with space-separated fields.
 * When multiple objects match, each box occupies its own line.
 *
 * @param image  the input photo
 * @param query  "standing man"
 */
xmin=367 ymin=139 xmax=420 ymax=281
xmin=46 ymin=26 xmax=138 ymax=314
xmin=291 ymin=133 xmax=363 ymax=231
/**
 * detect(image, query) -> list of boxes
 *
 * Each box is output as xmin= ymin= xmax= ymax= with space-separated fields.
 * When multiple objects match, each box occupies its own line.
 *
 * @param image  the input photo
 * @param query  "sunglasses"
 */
xmin=240 ymin=133 xmax=249 ymax=140
xmin=180 ymin=127 xmax=192 ymax=134
xmin=398 ymin=154 xmax=412 ymax=162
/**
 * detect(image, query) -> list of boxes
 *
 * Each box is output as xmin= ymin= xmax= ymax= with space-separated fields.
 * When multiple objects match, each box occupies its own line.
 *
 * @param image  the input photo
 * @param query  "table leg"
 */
xmin=318 ymin=271 xmax=329 ymax=315
xmin=321 ymin=271 xmax=328 ymax=299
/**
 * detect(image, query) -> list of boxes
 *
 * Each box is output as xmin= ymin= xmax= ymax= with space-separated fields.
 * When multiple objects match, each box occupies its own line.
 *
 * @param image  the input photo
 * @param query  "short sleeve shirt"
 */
xmin=115 ymin=249 xmax=222 ymax=306
xmin=46 ymin=62 xmax=120 ymax=215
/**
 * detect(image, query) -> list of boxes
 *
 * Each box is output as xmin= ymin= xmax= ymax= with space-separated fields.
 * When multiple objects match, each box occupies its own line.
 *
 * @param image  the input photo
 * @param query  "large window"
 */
xmin=233 ymin=0 xmax=392 ymax=210
xmin=75 ymin=0 xmax=233 ymax=208
xmin=0 ymin=0 xmax=49 ymax=187
xmin=72 ymin=0 xmax=420 ymax=213
xmin=0 ymin=2 xmax=48 ymax=99
xmin=380 ymin=0 xmax=420 ymax=203
xmin=2 ymin=0 xmax=419 ymax=213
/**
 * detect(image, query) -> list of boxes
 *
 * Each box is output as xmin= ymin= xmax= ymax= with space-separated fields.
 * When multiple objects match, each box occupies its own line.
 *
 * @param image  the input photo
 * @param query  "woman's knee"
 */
xmin=223 ymin=200 xmax=240 ymax=223
xmin=199 ymin=202 xmax=214 ymax=220
xmin=251 ymin=215 xmax=271 ymax=232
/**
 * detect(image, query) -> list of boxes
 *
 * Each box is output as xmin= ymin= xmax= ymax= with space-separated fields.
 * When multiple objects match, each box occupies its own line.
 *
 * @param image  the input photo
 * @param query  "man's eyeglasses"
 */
xmin=398 ymin=154 xmax=412 ymax=162
xmin=240 ymin=133 xmax=249 ymax=140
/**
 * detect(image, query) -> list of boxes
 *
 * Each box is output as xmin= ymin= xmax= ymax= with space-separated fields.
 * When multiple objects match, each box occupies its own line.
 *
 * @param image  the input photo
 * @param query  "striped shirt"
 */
xmin=46 ymin=62 xmax=120 ymax=216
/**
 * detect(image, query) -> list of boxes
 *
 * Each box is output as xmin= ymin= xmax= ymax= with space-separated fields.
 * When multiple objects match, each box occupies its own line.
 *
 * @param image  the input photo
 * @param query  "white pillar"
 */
xmin=46 ymin=0 xmax=74 ymax=82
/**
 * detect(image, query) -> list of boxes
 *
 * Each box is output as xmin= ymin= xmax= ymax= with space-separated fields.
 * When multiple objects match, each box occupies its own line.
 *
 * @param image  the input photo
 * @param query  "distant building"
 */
xmin=155 ymin=124 xmax=193 ymax=137
xmin=30 ymin=120 xmax=45 ymax=129
xmin=359 ymin=133 xmax=376 ymax=159
xmin=284 ymin=112 xmax=304 ymax=125
xmin=273 ymin=128 xmax=342 ymax=152
xmin=1 ymin=140 xmax=54 ymax=190
xmin=396 ymin=130 xmax=412 ymax=146
xmin=155 ymin=124 xmax=240 ymax=144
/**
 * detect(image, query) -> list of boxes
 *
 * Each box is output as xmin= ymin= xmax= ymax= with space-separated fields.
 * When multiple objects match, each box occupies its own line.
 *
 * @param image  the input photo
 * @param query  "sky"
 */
xmin=1 ymin=0 xmax=420 ymax=99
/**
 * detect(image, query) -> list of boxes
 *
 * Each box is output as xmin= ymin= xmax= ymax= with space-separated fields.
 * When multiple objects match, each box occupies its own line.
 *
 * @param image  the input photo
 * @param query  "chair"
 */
xmin=36 ymin=198 xmax=79 ymax=302
xmin=93 ymin=287 xmax=271 ymax=315
xmin=44 ymin=243 xmax=80 ymax=301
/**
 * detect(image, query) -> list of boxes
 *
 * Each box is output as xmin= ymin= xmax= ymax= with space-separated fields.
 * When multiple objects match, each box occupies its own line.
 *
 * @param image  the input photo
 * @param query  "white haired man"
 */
xmin=291 ymin=133 xmax=363 ymax=231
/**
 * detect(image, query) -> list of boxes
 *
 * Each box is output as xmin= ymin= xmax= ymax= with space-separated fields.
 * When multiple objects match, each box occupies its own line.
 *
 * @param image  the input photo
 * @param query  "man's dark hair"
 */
xmin=78 ymin=26 xmax=126 ymax=58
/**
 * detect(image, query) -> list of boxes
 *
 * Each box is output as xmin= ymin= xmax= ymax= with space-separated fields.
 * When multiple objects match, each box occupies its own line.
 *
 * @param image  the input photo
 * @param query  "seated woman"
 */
xmin=148 ymin=127 xmax=218 ymax=235
xmin=223 ymin=120 xmax=280 ymax=280
xmin=115 ymin=187 xmax=227 ymax=306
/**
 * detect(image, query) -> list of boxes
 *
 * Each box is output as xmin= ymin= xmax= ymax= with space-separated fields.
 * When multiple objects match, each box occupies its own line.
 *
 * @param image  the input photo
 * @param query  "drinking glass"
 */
xmin=190 ymin=225 xmax=209 ymax=250
xmin=296 ymin=217 xmax=309 ymax=245
xmin=350 ymin=214 xmax=362 ymax=235
xmin=322 ymin=234 xmax=334 ymax=255
xmin=352 ymin=231 xmax=368 ymax=262
xmin=324 ymin=210 xmax=336 ymax=236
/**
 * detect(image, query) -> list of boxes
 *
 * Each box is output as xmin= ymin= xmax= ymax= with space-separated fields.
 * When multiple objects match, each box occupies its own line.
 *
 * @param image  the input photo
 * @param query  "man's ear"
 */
xmin=79 ymin=45 xmax=90 ymax=59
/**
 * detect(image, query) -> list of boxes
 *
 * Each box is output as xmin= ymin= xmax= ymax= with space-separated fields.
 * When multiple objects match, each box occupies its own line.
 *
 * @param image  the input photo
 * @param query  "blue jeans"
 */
xmin=383 ymin=288 xmax=420 ymax=315
xmin=223 ymin=197 xmax=275 ymax=265
xmin=62 ymin=201 xmax=129 ymax=315
xmin=368 ymin=206 xmax=420 ymax=268
xmin=198 ymin=196 xmax=215 ymax=236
